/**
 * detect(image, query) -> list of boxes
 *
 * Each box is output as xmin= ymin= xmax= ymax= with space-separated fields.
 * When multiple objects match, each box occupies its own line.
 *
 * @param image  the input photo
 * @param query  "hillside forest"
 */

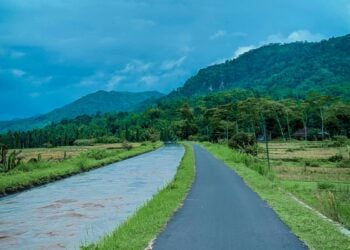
xmin=0 ymin=89 xmax=348 ymax=150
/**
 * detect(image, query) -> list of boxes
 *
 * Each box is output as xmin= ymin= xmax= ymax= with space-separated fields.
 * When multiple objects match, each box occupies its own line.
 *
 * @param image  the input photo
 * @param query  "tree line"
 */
xmin=0 ymin=89 xmax=349 ymax=149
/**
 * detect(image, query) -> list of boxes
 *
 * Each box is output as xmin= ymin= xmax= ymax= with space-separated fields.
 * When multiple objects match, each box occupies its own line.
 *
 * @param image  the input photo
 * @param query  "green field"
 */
xmin=0 ymin=141 xmax=162 ymax=196
xmin=257 ymin=140 xmax=350 ymax=229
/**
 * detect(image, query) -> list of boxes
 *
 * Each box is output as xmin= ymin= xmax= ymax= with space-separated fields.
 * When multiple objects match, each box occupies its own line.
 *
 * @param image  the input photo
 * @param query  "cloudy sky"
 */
xmin=0 ymin=0 xmax=349 ymax=120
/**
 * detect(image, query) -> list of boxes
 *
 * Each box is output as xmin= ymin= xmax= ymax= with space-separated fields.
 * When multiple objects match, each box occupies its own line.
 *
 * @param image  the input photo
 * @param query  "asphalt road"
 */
xmin=153 ymin=145 xmax=306 ymax=250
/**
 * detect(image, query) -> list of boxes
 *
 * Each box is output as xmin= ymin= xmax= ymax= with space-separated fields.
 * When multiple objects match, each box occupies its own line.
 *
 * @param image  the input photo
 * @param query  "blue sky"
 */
xmin=0 ymin=0 xmax=349 ymax=120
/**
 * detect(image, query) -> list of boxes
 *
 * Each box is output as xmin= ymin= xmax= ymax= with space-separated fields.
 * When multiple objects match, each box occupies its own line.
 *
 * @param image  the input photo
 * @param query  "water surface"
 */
xmin=0 ymin=144 xmax=184 ymax=250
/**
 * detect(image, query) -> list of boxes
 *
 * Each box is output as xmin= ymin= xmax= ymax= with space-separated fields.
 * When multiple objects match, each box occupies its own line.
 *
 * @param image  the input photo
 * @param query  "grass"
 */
xmin=201 ymin=142 xmax=350 ymax=250
xmin=259 ymin=140 xmax=350 ymax=230
xmin=7 ymin=143 xmax=141 ymax=163
xmin=0 ymin=141 xmax=162 ymax=196
xmin=82 ymin=143 xmax=195 ymax=250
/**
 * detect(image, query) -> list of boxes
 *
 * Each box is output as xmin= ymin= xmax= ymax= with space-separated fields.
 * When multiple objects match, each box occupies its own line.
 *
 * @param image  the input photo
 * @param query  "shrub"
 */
xmin=336 ymin=159 xmax=350 ymax=168
xmin=228 ymin=132 xmax=257 ymax=156
xmin=317 ymin=182 xmax=335 ymax=190
xmin=331 ymin=136 xmax=347 ymax=147
xmin=86 ymin=149 xmax=108 ymax=160
xmin=75 ymin=157 xmax=88 ymax=171
xmin=316 ymin=191 xmax=341 ymax=222
xmin=328 ymin=154 xmax=343 ymax=162
xmin=42 ymin=142 xmax=53 ymax=148
xmin=122 ymin=141 xmax=133 ymax=151
xmin=310 ymin=162 xmax=320 ymax=168
xmin=73 ymin=139 xmax=95 ymax=146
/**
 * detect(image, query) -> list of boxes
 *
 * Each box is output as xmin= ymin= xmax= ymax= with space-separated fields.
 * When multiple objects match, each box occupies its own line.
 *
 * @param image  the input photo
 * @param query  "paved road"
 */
xmin=153 ymin=145 xmax=306 ymax=250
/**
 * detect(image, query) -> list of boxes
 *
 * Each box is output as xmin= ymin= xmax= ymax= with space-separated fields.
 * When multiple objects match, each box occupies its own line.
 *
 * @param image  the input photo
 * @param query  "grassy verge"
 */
xmin=83 ymin=143 xmax=195 ymax=250
xmin=201 ymin=142 xmax=350 ymax=250
xmin=0 ymin=141 xmax=163 ymax=196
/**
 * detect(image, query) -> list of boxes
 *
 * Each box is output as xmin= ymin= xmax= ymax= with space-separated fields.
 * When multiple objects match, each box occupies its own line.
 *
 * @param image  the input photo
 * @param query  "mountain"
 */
xmin=0 ymin=90 xmax=164 ymax=133
xmin=169 ymin=34 xmax=350 ymax=99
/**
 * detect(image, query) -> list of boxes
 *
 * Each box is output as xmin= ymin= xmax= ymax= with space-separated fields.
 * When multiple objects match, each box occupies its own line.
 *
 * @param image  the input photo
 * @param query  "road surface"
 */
xmin=153 ymin=145 xmax=306 ymax=250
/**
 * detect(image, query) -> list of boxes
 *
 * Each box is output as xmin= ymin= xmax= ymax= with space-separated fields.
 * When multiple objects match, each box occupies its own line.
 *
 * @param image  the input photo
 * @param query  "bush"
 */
xmin=122 ymin=141 xmax=133 ymax=151
xmin=86 ymin=149 xmax=108 ymax=160
xmin=336 ymin=159 xmax=350 ymax=168
xmin=332 ymin=136 xmax=348 ymax=147
xmin=317 ymin=182 xmax=335 ymax=190
xmin=310 ymin=162 xmax=320 ymax=168
xmin=328 ymin=154 xmax=343 ymax=162
xmin=73 ymin=139 xmax=96 ymax=146
xmin=75 ymin=157 xmax=88 ymax=171
xmin=228 ymin=132 xmax=257 ymax=156
xmin=42 ymin=142 xmax=53 ymax=148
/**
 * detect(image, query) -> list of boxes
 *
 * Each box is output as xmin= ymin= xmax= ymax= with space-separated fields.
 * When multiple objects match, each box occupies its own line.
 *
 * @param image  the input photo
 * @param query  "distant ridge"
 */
xmin=168 ymin=34 xmax=350 ymax=99
xmin=0 ymin=90 xmax=164 ymax=133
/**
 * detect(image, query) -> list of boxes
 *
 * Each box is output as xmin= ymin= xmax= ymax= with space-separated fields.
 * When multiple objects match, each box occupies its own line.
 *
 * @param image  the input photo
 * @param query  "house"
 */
xmin=293 ymin=128 xmax=307 ymax=139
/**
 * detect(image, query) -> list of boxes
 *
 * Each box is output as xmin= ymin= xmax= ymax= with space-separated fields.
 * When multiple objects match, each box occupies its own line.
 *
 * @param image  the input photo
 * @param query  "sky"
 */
xmin=0 ymin=0 xmax=349 ymax=120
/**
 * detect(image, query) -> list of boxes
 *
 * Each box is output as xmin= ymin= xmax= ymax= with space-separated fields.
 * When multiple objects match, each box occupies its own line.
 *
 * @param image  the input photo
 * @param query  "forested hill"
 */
xmin=169 ymin=34 xmax=350 ymax=99
xmin=0 ymin=90 xmax=164 ymax=133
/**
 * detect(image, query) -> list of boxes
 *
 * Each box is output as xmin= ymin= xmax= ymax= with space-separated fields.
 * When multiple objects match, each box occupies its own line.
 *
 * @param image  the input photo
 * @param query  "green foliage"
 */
xmin=95 ymin=136 xmax=122 ymax=144
xmin=172 ymin=34 xmax=350 ymax=100
xmin=332 ymin=136 xmax=348 ymax=147
xmin=228 ymin=132 xmax=258 ymax=156
xmin=86 ymin=149 xmax=108 ymax=160
xmin=73 ymin=139 xmax=96 ymax=146
xmin=317 ymin=182 xmax=335 ymax=190
xmin=0 ymin=91 xmax=164 ymax=133
xmin=336 ymin=159 xmax=350 ymax=168
xmin=328 ymin=154 xmax=343 ymax=162
xmin=122 ymin=141 xmax=133 ymax=151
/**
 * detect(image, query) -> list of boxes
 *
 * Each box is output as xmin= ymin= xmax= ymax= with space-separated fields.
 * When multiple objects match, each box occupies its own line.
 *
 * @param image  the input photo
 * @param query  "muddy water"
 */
xmin=0 ymin=144 xmax=184 ymax=250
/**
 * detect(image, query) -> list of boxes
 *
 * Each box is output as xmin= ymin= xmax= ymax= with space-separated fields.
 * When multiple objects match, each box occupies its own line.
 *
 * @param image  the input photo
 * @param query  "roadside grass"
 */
xmin=82 ymin=143 xmax=195 ymax=250
xmin=0 ymin=141 xmax=162 ymax=196
xmin=201 ymin=142 xmax=350 ymax=250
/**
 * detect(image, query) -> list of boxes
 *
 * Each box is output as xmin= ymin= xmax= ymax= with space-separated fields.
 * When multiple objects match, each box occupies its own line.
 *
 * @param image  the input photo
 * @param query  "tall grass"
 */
xmin=202 ymin=142 xmax=274 ymax=180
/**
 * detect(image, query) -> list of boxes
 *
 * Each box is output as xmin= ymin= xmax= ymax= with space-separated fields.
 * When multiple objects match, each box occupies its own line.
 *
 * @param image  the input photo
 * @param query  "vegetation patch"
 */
xmin=82 ymin=143 xmax=195 ymax=250
xmin=201 ymin=142 xmax=350 ymax=250
xmin=0 ymin=141 xmax=162 ymax=196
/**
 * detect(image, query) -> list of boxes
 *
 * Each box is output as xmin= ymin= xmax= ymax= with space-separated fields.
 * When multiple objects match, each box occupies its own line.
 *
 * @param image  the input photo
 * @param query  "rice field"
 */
xmin=258 ymin=140 xmax=350 ymax=228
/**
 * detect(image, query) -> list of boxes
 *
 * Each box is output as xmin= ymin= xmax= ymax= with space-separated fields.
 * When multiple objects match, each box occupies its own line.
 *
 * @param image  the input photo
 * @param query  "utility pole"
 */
xmin=225 ymin=122 xmax=229 ymax=145
xmin=264 ymin=120 xmax=271 ymax=170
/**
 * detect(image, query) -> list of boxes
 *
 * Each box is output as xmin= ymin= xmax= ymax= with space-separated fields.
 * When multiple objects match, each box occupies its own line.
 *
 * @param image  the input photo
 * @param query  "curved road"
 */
xmin=153 ymin=145 xmax=306 ymax=250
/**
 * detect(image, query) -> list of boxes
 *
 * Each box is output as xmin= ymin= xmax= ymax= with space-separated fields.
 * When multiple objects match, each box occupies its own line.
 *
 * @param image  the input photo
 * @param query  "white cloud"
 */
xmin=263 ymin=30 xmax=324 ymax=44
xmin=31 ymin=75 xmax=53 ymax=86
xmin=11 ymin=69 xmax=26 ymax=77
xmin=106 ymin=75 xmax=125 ymax=90
xmin=232 ymin=30 xmax=324 ymax=59
xmin=210 ymin=30 xmax=227 ymax=40
xmin=141 ymin=75 xmax=159 ymax=85
xmin=233 ymin=45 xmax=256 ymax=58
xmin=121 ymin=60 xmax=152 ymax=73
xmin=77 ymin=71 xmax=105 ymax=87
xmin=161 ymin=56 xmax=187 ymax=70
